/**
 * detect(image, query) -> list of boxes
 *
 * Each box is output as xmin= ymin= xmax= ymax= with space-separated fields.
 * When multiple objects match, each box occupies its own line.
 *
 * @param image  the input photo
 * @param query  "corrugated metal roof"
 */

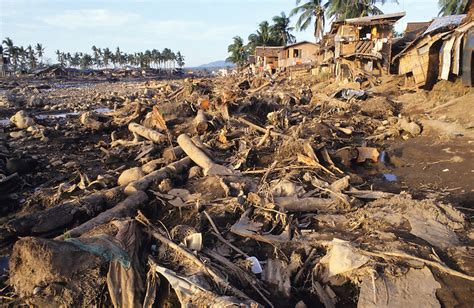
xmin=405 ymin=21 xmax=431 ymax=33
xmin=345 ymin=11 xmax=406 ymax=24
xmin=423 ymin=15 xmax=466 ymax=35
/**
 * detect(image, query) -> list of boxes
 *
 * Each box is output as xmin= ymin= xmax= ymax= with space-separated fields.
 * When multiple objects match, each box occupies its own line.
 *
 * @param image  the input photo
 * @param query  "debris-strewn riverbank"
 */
xmin=0 ymin=74 xmax=473 ymax=307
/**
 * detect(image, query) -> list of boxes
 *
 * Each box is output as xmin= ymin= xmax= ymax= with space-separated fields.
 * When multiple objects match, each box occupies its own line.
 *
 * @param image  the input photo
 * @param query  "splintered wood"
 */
xmin=1 ymin=72 xmax=473 ymax=308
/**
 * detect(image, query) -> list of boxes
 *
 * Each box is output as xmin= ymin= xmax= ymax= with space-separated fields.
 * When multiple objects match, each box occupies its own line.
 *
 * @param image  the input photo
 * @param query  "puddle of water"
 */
xmin=94 ymin=107 xmax=112 ymax=113
xmin=0 ymin=118 xmax=10 ymax=126
xmin=35 ymin=112 xmax=79 ymax=120
xmin=34 ymin=107 xmax=112 ymax=120
xmin=379 ymin=151 xmax=388 ymax=164
xmin=0 ymin=256 xmax=8 ymax=276
xmin=382 ymin=173 xmax=398 ymax=182
xmin=0 ymin=107 xmax=112 ymax=127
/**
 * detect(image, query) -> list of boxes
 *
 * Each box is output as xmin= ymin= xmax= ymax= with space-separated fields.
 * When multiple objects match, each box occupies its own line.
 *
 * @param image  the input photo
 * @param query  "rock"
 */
xmin=9 ymin=237 xmax=107 ymax=307
xmin=26 ymin=95 xmax=44 ymax=107
xmin=117 ymin=167 xmax=145 ymax=186
xmin=10 ymin=131 xmax=27 ymax=139
xmin=188 ymin=166 xmax=202 ymax=179
xmin=80 ymin=112 xmax=110 ymax=130
xmin=398 ymin=118 xmax=422 ymax=136
xmin=356 ymin=147 xmax=380 ymax=163
xmin=10 ymin=111 xmax=35 ymax=129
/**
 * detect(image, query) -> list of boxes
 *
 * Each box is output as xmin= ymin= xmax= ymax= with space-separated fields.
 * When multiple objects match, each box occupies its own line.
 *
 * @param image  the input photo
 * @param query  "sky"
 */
xmin=1 ymin=0 xmax=440 ymax=67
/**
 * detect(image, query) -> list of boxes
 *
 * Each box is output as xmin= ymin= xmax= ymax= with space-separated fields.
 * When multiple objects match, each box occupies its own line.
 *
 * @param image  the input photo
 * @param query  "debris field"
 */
xmin=0 ymin=74 xmax=473 ymax=307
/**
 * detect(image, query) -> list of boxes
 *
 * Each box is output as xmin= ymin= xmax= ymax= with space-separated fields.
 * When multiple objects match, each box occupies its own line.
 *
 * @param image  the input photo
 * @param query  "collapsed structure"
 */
xmin=253 ymin=6 xmax=474 ymax=89
xmin=331 ymin=12 xmax=405 ymax=80
xmin=393 ymin=14 xmax=472 ymax=88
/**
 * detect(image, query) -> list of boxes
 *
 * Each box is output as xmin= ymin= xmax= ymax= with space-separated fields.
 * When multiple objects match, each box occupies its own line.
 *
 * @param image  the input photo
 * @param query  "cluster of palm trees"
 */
xmin=227 ymin=12 xmax=295 ymax=67
xmin=55 ymin=46 xmax=185 ymax=71
xmin=227 ymin=0 xmax=469 ymax=66
xmin=1 ymin=37 xmax=185 ymax=73
xmin=1 ymin=38 xmax=45 ymax=73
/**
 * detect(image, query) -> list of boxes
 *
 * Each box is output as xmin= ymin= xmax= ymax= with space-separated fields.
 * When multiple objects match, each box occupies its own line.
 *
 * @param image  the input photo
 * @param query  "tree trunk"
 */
xmin=1 ymin=186 xmax=123 ymax=243
xmin=57 ymin=191 xmax=148 ymax=239
xmin=177 ymin=134 xmax=232 ymax=176
xmin=128 ymin=122 xmax=167 ymax=143
xmin=125 ymin=156 xmax=193 ymax=195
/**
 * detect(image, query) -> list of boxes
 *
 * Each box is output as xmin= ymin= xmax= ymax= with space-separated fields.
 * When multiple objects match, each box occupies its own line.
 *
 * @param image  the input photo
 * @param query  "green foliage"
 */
xmin=289 ymin=0 xmax=397 ymax=42
xmin=272 ymin=12 xmax=296 ymax=45
xmin=1 ymin=37 xmax=185 ymax=73
xmin=438 ymin=0 xmax=469 ymax=15
xmin=326 ymin=0 xmax=396 ymax=20
xmin=226 ymin=36 xmax=249 ymax=67
xmin=290 ymin=0 xmax=326 ymax=42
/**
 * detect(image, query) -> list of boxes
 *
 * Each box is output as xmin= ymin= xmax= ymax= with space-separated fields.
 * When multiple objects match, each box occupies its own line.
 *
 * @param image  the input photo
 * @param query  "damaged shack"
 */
xmin=331 ymin=12 xmax=406 ymax=80
xmin=255 ymin=46 xmax=284 ymax=73
xmin=393 ymin=14 xmax=473 ymax=88
xmin=32 ymin=64 xmax=67 ymax=78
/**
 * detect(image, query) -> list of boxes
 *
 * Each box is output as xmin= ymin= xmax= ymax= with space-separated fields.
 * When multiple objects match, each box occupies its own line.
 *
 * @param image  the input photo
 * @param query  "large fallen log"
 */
xmin=57 ymin=191 xmax=148 ymax=239
xmin=274 ymin=196 xmax=334 ymax=212
xmin=125 ymin=156 xmax=193 ymax=195
xmin=128 ymin=122 xmax=167 ymax=143
xmin=177 ymin=134 xmax=232 ymax=176
xmin=1 ymin=186 xmax=123 ymax=243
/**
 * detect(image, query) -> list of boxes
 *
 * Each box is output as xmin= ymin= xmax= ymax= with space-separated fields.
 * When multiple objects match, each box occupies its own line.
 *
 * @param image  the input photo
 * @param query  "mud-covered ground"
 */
xmin=0 ymin=74 xmax=473 ymax=307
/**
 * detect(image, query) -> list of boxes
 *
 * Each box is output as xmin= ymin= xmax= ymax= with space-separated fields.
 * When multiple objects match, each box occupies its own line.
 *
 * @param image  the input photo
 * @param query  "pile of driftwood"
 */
xmin=0 ymin=75 xmax=472 ymax=307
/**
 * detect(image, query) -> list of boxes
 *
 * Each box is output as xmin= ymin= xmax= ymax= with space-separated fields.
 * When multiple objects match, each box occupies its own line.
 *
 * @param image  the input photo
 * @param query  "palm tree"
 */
xmin=35 ymin=43 xmax=45 ymax=65
xmin=326 ymin=0 xmax=394 ymax=20
xmin=2 ymin=37 xmax=17 ymax=71
xmin=290 ymin=0 xmax=326 ymax=42
xmin=26 ymin=45 xmax=37 ymax=70
xmin=80 ymin=53 xmax=93 ymax=70
xmin=272 ymin=12 xmax=296 ymax=45
xmin=2 ymin=37 xmax=14 ymax=57
xmin=170 ymin=51 xmax=176 ymax=70
xmin=176 ymin=51 xmax=185 ymax=68
xmin=227 ymin=36 xmax=248 ymax=67
xmin=91 ymin=46 xmax=103 ymax=68
xmin=247 ymin=21 xmax=278 ymax=52
xmin=102 ymin=47 xmax=112 ymax=68
xmin=18 ymin=46 xmax=27 ymax=71
xmin=145 ymin=49 xmax=152 ymax=68
xmin=71 ymin=52 xmax=81 ymax=68
xmin=438 ymin=0 xmax=469 ymax=15
xmin=162 ymin=48 xmax=173 ymax=71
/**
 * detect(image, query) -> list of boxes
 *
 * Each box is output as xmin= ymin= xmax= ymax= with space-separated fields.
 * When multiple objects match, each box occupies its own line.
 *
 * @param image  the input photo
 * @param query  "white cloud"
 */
xmin=144 ymin=20 xmax=245 ymax=41
xmin=41 ymin=9 xmax=139 ymax=29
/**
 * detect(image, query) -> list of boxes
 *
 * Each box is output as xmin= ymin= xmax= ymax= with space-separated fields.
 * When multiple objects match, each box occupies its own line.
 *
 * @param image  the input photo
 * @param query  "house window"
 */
xmin=293 ymin=49 xmax=302 ymax=58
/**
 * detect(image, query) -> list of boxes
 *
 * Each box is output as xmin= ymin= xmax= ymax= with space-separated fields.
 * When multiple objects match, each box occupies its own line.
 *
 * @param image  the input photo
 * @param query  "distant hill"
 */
xmin=196 ymin=60 xmax=235 ymax=69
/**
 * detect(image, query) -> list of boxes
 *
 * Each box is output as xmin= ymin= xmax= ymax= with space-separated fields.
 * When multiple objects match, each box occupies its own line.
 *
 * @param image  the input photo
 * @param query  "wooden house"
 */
xmin=331 ymin=12 xmax=405 ymax=79
xmin=393 ymin=14 xmax=470 ymax=89
xmin=254 ymin=46 xmax=283 ymax=71
xmin=278 ymin=41 xmax=319 ymax=68
xmin=313 ymin=34 xmax=336 ymax=77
